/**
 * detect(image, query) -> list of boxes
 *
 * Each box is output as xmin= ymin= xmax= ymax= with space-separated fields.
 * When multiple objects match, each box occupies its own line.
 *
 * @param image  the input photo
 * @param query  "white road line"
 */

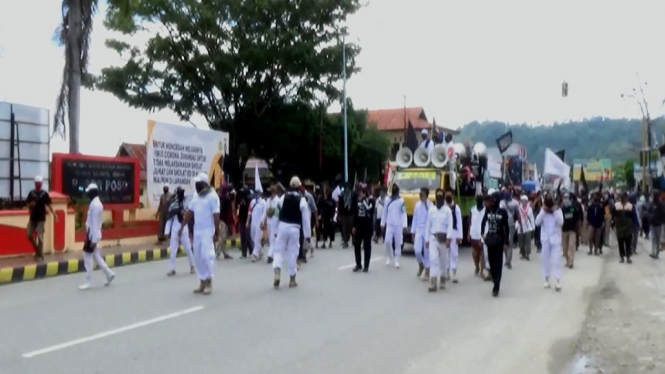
xmin=337 ymin=256 xmax=384 ymax=270
xmin=22 ymin=306 xmax=205 ymax=359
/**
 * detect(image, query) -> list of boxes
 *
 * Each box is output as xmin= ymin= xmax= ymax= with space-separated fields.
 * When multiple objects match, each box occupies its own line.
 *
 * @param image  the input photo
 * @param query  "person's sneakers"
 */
xmin=492 ymin=290 xmax=499 ymax=297
xmin=505 ymin=263 xmax=512 ymax=269
xmin=267 ymin=257 xmax=274 ymax=264
xmin=223 ymin=253 xmax=233 ymax=260
xmin=352 ymin=266 xmax=362 ymax=272
xmin=288 ymin=275 xmax=298 ymax=288
xmin=417 ymin=263 xmax=424 ymax=277
xmin=439 ymin=276 xmax=446 ymax=290
xmin=555 ymin=281 xmax=562 ymax=292
xmin=362 ymin=268 xmax=369 ymax=273
xmin=394 ymin=259 xmax=400 ymax=269
xmin=627 ymin=258 xmax=633 ymax=264
xmin=525 ymin=254 xmax=530 ymax=261
xmin=193 ymin=280 xmax=205 ymax=294
xmin=78 ymin=283 xmax=91 ymax=290
xmin=273 ymin=268 xmax=281 ymax=288
xmin=105 ymin=274 xmax=115 ymax=287
xmin=451 ymin=269 xmax=458 ymax=284
xmin=428 ymin=278 xmax=438 ymax=292
xmin=321 ymin=243 xmax=326 ymax=249
xmin=386 ymin=258 xmax=391 ymax=266
xmin=543 ymin=279 xmax=550 ymax=289
xmin=167 ymin=270 xmax=176 ymax=277
xmin=649 ymin=253 xmax=659 ymax=260
xmin=587 ymin=250 xmax=592 ymax=255
xmin=202 ymin=279 xmax=212 ymax=295
xmin=620 ymin=258 xmax=625 ymax=263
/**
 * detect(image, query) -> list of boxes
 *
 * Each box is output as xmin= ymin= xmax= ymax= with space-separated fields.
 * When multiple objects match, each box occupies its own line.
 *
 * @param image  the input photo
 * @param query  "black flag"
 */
xmin=495 ymin=130 xmax=513 ymax=154
xmin=580 ymin=165 xmax=588 ymax=193
xmin=555 ymin=150 xmax=565 ymax=162
xmin=405 ymin=122 xmax=419 ymax=153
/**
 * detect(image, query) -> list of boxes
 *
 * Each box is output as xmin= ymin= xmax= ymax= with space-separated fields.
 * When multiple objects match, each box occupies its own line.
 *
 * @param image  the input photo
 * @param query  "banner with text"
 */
xmin=572 ymin=158 xmax=612 ymax=181
xmin=146 ymin=120 xmax=229 ymax=208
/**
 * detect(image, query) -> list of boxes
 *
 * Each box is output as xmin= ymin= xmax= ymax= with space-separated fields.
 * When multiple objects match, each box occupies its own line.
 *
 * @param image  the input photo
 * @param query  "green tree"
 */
xmin=52 ymin=0 xmax=130 ymax=153
xmin=96 ymin=0 xmax=362 ymax=183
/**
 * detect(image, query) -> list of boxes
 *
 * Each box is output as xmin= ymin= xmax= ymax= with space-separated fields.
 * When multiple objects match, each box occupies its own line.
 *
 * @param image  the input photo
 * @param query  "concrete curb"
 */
xmin=0 ymin=239 xmax=239 ymax=285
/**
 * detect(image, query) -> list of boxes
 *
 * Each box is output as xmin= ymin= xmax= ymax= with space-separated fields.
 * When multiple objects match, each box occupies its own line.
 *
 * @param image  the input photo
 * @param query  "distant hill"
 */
xmin=455 ymin=117 xmax=664 ymax=168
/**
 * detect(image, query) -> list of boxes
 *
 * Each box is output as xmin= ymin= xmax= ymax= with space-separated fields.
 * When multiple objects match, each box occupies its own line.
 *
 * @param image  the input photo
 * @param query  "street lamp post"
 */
xmin=342 ymin=36 xmax=348 ymax=183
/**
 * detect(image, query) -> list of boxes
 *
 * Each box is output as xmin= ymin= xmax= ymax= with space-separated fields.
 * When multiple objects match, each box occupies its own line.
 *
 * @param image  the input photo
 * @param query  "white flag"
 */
xmin=543 ymin=148 xmax=570 ymax=178
xmin=254 ymin=162 xmax=263 ymax=193
xmin=533 ymin=164 xmax=541 ymax=191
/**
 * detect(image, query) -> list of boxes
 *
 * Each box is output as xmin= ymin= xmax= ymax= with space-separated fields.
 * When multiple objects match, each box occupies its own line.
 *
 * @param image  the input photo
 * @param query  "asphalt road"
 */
xmin=0 ymin=243 xmax=604 ymax=374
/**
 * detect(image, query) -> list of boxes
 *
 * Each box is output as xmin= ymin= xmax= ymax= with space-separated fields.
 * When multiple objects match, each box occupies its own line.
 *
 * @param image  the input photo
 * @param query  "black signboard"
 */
xmin=61 ymin=159 xmax=136 ymax=205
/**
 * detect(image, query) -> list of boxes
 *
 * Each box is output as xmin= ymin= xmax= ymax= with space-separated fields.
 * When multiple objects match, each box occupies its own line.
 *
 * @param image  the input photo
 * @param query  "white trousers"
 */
xmin=273 ymin=224 xmax=300 ymax=276
xmin=448 ymin=239 xmax=459 ymax=271
xmin=267 ymin=222 xmax=278 ymax=258
xmin=428 ymin=235 xmax=449 ymax=278
xmin=483 ymin=243 xmax=490 ymax=268
xmin=83 ymin=246 xmax=114 ymax=282
xmin=413 ymin=230 xmax=429 ymax=267
xmin=166 ymin=218 xmax=194 ymax=271
xmin=250 ymin=221 xmax=263 ymax=257
xmin=541 ymin=236 xmax=562 ymax=281
xmin=384 ymin=225 xmax=403 ymax=260
xmin=193 ymin=231 xmax=215 ymax=280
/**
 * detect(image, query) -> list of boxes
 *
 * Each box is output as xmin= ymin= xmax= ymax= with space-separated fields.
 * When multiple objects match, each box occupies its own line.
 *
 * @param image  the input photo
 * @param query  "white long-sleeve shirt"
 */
xmin=515 ymin=204 xmax=535 ymax=234
xmin=86 ymin=196 xmax=104 ymax=243
xmin=535 ymin=208 xmax=564 ymax=242
xmin=469 ymin=206 xmax=485 ymax=240
xmin=249 ymin=197 xmax=267 ymax=226
xmin=189 ymin=191 xmax=220 ymax=234
xmin=410 ymin=200 xmax=433 ymax=234
xmin=449 ymin=203 xmax=463 ymax=240
xmin=381 ymin=196 xmax=408 ymax=228
xmin=419 ymin=139 xmax=435 ymax=154
xmin=425 ymin=204 xmax=454 ymax=241
xmin=265 ymin=196 xmax=281 ymax=229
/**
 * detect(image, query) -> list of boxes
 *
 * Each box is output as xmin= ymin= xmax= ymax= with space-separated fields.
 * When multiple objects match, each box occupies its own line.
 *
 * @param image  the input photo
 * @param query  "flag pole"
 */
xmin=342 ymin=36 xmax=349 ymax=183
xmin=403 ymin=95 xmax=407 ymax=146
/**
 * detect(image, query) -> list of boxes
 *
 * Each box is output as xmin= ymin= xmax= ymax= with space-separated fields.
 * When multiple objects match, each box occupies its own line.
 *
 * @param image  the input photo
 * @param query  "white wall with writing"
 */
xmin=146 ymin=120 xmax=228 ymax=208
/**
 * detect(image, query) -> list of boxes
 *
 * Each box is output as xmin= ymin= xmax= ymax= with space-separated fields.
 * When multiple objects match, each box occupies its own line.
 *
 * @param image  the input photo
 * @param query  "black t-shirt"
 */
xmin=561 ymin=205 xmax=580 ymax=232
xmin=26 ymin=189 xmax=51 ymax=223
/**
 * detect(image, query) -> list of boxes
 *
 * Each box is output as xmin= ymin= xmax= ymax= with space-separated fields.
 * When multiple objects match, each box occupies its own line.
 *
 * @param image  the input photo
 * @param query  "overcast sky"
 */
xmin=1 ymin=0 xmax=664 ymax=157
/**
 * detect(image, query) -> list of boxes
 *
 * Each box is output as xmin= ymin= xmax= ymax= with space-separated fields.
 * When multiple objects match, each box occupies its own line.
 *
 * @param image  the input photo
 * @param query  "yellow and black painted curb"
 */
xmin=0 ymin=238 xmax=238 ymax=285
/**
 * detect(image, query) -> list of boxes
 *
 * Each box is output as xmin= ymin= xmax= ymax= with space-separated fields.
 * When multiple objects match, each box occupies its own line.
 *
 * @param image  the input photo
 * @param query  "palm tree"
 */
xmin=53 ymin=0 xmax=129 ymax=154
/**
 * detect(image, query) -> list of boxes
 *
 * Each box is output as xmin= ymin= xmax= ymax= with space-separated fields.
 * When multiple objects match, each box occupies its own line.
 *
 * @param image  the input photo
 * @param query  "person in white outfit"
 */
xmin=419 ymin=129 xmax=435 ymax=154
xmin=515 ymin=195 xmax=536 ymax=261
xmin=535 ymin=195 xmax=564 ymax=291
xmin=410 ymin=188 xmax=432 ymax=280
xmin=445 ymin=189 xmax=463 ymax=283
xmin=273 ymin=176 xmax=311 ymax=288
xmin=165 ymin=187 xmax=195 ymax=276
xmin=249 ymin=191 xmax=267 ymax=262
xmin=265 ymin=186 xmax=281 ymax=263
xmin=79 ymin=183 xmax=115 ymax=290
xmin=381 ymin=184 xmax=408 ymax=269
xmin=180 ymin=172 xmax=220 ymax=295
xmin=425 ymin=188 xmax=454 ymax=292
xmin=469 ymin=195 xmax=486 ymax=277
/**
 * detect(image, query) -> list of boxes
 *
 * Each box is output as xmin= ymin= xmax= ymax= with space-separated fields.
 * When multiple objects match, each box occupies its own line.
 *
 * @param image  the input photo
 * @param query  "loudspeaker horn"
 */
xmin=396 ymin=148 xmax=414 ymax=168
xmin=431 ymin=144 xmax=449 ymax=168
xmin=473 ymin=142 xmax=488 ymax=157
xmin=413 ymin=147 xmax=431 ymax=167
xmin=453 ymin=142 xmax=467 ymax=157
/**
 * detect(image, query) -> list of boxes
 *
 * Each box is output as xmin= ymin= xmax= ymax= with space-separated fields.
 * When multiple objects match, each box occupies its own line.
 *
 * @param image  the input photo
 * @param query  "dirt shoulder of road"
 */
xmin=572 ymin=237 xmax=665 ymax=374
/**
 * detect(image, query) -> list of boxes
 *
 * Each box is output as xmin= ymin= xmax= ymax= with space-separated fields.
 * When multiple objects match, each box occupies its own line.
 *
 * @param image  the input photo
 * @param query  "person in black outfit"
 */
xmin=338 ymin=182 xmax=357 ymax=248
xmin=321 ymin=189 xmax=336 ymax=248
xmin=236 ymin=190 xmax=251 ymax=258
xmin=352 ymin=186 xmax=375 ymax=272
xmin=481 ymin=192 xmax=510 ymax=297
xmin=314 ymin=187 xmax=324 ymax=248
xmin=26 ymin=175 xmax=55 ymax=262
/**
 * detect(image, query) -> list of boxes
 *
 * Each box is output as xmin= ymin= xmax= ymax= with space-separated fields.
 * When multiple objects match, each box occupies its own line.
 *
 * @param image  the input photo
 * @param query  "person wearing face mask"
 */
xmin=535 ymin=196 xmax=564 ymax=291
xmin=265 ymin=186 xmax=281 ymax=263
xmin=410 ymin=188 xmax=433 ymax=279
xmin=515 ymin=195 xmax=535 ymax=261
xmin=444 ymin=188 xmax=463 ymax=283
xmin=272 ymin=176 xmax=311 ymax=288
xmin=352 ymin=187 xmax=375 ymax=272
xmin=611 ymin=193 xmax=639 ymax=264
xmin=381 ymin=184 xmax=408 ymax=269
xmin=481 ymin=191 xmax=510 ymax=297
xmin=165 ymin=187 xmax=195 ymax=276
xmin=249 ymin=190 xmax=267 ymax=262
xmin=469 ymin=195 xmax=486 ymax=277
xmin=179 ymin=173 xmax=220 ymax=295
xmin=586 ymin=193 xmax=604 ymax=256
xmin=499 ymin=190 xmax=519 ymax=269
xmin=424 ymin=188 xmax=454 ymax=292
xmin=79 ymin=183 xmax=115 ymax=290
xmin=560 ymin=192 xmax=581 ymax=269
xmin=25 ymin=175 xmax=56 ymax=262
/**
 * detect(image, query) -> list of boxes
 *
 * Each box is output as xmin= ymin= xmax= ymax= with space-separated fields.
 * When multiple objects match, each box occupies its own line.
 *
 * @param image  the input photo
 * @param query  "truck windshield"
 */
xmin=393 ymin=170 xmax=442 ymax=193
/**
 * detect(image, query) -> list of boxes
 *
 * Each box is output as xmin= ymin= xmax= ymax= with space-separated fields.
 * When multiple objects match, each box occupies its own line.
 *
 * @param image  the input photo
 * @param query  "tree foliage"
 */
xmin=457 ymin=117 xmax=663 ymax=168
xmin=96 ymin=0 xmax=362 ymax=183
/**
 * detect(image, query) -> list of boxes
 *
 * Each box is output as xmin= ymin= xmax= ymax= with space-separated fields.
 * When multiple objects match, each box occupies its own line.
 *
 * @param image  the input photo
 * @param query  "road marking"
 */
xmin=22 ymin=306 xmax=205 ymax=358
xmin=337 ymin=256 xmax=384 ymax=270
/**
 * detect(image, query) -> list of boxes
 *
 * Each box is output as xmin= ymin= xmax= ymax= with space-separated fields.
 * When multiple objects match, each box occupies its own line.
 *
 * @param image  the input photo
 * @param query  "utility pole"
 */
xmin=342 ymin=36 xmax=348 ymax=183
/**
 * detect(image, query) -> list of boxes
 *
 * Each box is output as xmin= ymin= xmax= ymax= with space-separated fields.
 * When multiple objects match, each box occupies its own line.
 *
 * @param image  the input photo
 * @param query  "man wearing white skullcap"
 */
xmin=419 ymin=129 xmax=434 ymax=154
xmin=79 ymin=183 xmax=115 ymax=290
xmin=179 ymin=172 xmax=220 ymax=295
xmin=272 ymin=176 xmax=311 ymax=288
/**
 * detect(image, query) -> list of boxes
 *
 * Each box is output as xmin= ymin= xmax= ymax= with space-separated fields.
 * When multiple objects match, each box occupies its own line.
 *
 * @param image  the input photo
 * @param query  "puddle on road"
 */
xmin=563 ymin=354 xmax=603 ymax=374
